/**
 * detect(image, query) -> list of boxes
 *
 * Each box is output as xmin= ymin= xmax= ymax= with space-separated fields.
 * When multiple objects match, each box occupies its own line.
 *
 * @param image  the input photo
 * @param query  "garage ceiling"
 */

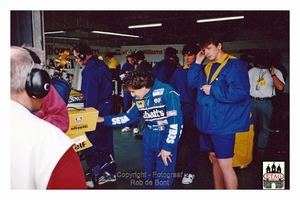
xmin=43 ymin=10 xmax=289 ymax=47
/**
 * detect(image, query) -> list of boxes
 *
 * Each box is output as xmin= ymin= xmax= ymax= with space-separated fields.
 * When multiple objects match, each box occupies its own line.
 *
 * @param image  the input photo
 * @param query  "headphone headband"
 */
xmin=23 ymin=47 xmax=50 ymax=98
xmin=23 ymin=47 xmax=42 ymax=64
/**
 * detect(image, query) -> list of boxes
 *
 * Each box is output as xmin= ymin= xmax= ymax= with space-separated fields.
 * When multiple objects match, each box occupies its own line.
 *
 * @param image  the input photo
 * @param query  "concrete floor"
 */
xmin=80 ymin=125 xmax=289 ymax=190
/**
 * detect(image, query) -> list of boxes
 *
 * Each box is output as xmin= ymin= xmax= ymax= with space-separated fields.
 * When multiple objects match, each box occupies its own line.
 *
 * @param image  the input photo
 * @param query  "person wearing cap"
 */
xmin=152 ymin=47 xmax=178 ymax=84
xmin=169 ymin=43 xmax=201 ymax=185
xmin=248 ymin=50 xmax=285 ymax=157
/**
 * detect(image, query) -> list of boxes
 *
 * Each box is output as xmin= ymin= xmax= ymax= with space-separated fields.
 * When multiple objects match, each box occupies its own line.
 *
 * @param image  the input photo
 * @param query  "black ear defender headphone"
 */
xmin=73 ymin=43 xmax=93 ymax=61
xmin=23 ymin=47 xmax=51 ymax=98
xmin=76 ymin=48 xmax=86 ymax=60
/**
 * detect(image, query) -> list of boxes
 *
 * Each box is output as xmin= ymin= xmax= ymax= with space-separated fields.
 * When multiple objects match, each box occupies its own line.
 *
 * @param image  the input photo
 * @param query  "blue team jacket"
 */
xmin=103 ymin=80 xmax=183 ymax=152
xmin=187 ymin=58 xmax=251 ymax=135
xmin=81 ymin=56 xmax=113 ymax=115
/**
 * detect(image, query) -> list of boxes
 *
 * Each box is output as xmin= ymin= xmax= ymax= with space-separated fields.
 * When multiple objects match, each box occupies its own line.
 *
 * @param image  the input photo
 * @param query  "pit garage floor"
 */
xmin=80 ymin=125 xmax=289 ymax=190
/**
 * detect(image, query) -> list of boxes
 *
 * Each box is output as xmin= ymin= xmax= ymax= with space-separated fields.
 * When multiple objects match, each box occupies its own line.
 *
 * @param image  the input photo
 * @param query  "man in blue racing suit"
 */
xmin=97 ymin=70 xmax=183 ymax=189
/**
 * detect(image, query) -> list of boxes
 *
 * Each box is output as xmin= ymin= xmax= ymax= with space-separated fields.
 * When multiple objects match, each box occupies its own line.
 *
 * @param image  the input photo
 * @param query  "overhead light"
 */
xmin=45 ymin=36 xmax=80 ymax=40
xmin=44 ymin=31 xmax=66 ymax=34
xmin=197 ymin=16 xmax=244 ymax=23
xmin=128 ymin=23 xmax=162 ymax=29
xmin=92 ymin=31 xmax=141 ymax=38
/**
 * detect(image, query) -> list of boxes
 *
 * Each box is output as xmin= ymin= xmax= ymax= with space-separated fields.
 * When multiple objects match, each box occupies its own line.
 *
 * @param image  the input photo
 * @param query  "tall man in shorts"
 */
xmin=187 ymin=33 xmax=251 ymax=189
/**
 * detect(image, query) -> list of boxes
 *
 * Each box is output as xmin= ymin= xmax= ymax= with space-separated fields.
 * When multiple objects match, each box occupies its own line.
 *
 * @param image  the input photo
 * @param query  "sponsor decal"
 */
xmin=70 ymin=124 xmax=88 ymax=130
xmin=111 ymin=115 xmax=130 ymax=125
xmin=157 ymin=120 xmax=168 ymax=125
xmin=167 ymin=110 xmax=177 ymax=117
xmin=166 ymin=124 xmax=178 ymax=144
xmin=136 ymin=100 xmax=145 ymax=108
xmin=141 ymin=106 xmax=166 ymax=121
xmin=153 ymin=88 xmax=164 ymax=96
xmin=75 ymin=116 xmax=82 ymax=124
xmin=154 ymin=97 xmax=162 ymax=104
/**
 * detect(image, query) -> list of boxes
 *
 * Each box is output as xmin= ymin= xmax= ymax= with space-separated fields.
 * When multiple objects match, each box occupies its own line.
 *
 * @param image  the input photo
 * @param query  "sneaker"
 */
xmin=121 ymin=126 xmax=132 ymax=132
xmin=98 ymin=171 xmax=117 ymax=185
xmin=133 ymin=128 xmax=139 ymax=135
xmin=86 ymin=180 xmax=94 ymax=188
xmin=182 ymin=173 xmax=195 ymax=184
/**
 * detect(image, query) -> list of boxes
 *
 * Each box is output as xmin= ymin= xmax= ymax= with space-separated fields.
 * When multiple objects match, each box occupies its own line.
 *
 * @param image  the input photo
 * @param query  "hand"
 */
xmin=158 ymin=149 xmax=172 ymax=166
xmin=195 ymin=50 xmax=206 ymax=64
xmin=269 ymin=66 xmax=275 ymax=76
xmin=200 ymin=84 xmax=211 ymax=95
xmin=97 ymin=116 xmax=104 ymax=123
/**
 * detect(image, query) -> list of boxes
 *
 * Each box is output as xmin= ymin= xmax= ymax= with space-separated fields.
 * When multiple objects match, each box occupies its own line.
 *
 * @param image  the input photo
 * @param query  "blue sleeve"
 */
xmin=161 ymin=90 xmax=183 ymax=152
xmin=103 ymin=103 xmax=142 ymax=127
xmin=187 ymin=62 xmax=205 ymax=89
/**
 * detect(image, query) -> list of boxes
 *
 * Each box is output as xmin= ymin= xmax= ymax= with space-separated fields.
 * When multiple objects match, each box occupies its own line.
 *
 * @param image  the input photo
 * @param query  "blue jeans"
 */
xmin=250 ymin=99 xmax=273 ymax=151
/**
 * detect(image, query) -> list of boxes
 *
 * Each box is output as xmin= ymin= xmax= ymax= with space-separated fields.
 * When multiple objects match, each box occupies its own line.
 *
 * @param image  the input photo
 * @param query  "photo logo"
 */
xmin=262 ymin=161 xmax=284 ymax=189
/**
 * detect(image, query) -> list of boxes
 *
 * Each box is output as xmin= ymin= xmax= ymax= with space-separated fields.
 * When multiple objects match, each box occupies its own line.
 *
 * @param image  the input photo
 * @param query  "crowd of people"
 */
xmin=10 ymin=31 xmax=286 ymax=189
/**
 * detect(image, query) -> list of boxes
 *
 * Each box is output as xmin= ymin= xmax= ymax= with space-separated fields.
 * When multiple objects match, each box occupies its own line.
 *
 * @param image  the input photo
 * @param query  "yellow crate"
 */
xmin=66 ymin=107 xmax=99 ymax=134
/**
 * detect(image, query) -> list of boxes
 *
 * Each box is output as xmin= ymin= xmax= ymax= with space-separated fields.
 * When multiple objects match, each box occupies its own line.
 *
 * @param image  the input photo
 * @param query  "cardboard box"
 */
xmin=67 ymin=132 xmax=93 ymax=152
xmin=66 ymin=107 xmax=99 ymax=134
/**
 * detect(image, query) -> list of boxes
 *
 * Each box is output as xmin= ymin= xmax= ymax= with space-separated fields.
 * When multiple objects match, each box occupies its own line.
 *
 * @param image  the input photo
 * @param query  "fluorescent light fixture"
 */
xmin=128 ymin=23 xmax=162 ymax=29
xmin=45 ymin=36 xmax=80 ymax=40
xmin=197 ymin=16 xmax=244 ymax=23
xmin=44 ymin=31 xmax=66 ymax=34
xmin=92 ymin=31 xmax=141 ymax=38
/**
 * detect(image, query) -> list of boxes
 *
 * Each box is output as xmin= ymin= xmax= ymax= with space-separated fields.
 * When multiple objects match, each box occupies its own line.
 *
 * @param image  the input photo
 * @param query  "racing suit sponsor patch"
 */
xmin=141 ymin=106 xmax=166 ymax=121
xmin=136 ymin=100 xmax=145 ymax=108
xmin=153 ymin=88 xmax=164 ymax=96
xmin=111 ymin=115 xmax=130 ymax=125
xmin=157 ymin=119 xmax=168 ymax=125
xmin=154 ymin=97 xmax=162 ymax=104
xmin=166 ymin=110 xmax=177 ymax=117
xmin=166 ymin=124 xmax=178 ymax=144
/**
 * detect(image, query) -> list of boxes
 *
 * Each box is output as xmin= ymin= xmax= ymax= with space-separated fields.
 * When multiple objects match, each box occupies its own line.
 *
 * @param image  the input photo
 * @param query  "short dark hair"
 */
xmin=164 ymin=47 xmax=178 ymax=58
xmin=198 ymin=32 xmax=223 ymax=49
xmin=105 ymin=52 xmax=114 ymax=58
xmin=134 ymin=50 xmax=145 ymax=61
xmin=122 ymin=70 xmax=155 ymax=90
xmin=182 ymin=43 xmax=200 ymax=55
xmin=253 ymin=49 xmax=274 ymax=67
xmin=72 ymin=43 xmax=92 ymax=55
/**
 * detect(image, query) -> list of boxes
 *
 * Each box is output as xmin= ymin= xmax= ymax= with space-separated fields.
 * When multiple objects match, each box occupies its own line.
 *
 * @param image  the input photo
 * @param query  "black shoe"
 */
xmin=134 ymin=134 xmax=143 ymax=140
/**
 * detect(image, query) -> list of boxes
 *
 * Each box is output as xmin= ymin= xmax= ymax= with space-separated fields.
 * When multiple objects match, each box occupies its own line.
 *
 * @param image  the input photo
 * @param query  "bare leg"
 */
xmin=209 ymin=152 xmax=238 ymax=189
xmin=209 ymin=152 xmax=225 ymax=189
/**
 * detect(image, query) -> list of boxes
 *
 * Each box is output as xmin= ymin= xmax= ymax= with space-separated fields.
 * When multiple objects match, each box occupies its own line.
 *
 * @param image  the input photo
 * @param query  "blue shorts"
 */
xmin=199 ymin=133 xmax=235 ymax=159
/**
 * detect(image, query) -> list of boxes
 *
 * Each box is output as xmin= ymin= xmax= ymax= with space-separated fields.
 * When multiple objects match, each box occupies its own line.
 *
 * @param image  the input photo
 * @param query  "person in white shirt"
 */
xmin=10 ymin=45 xmax=86 ymax=189
xmin=248 ymin=50 xmax=285 ymax=156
